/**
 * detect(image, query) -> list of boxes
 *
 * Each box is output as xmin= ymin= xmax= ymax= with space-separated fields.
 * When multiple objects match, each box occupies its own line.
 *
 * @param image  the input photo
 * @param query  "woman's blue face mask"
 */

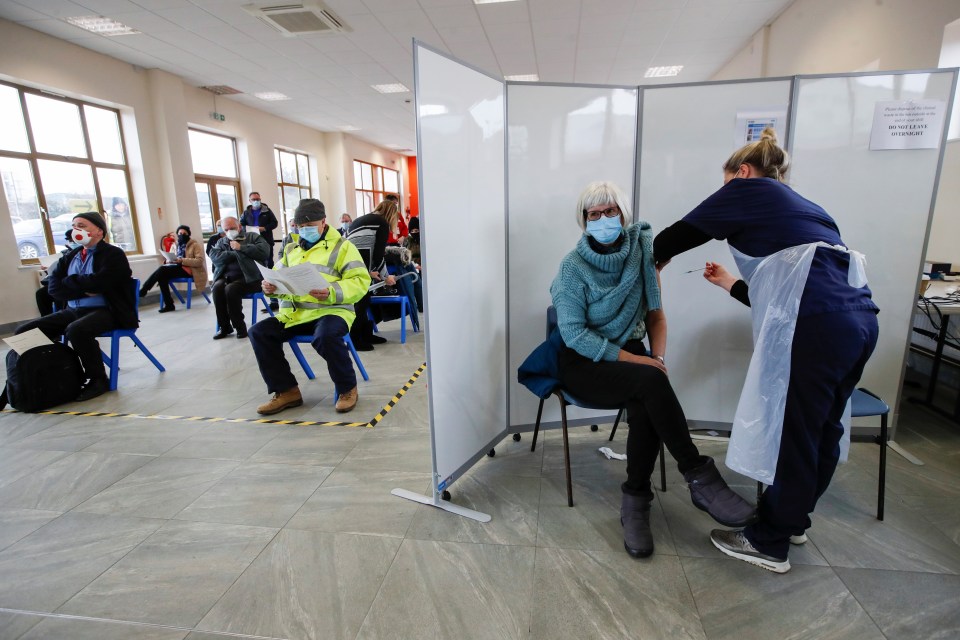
xmin=586 ymin=215 xmax=623 ymax=244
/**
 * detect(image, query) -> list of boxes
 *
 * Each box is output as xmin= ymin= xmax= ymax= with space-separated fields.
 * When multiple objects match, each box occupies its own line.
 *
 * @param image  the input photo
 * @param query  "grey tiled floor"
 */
xmin=1 ymin=299 xmax=959 ymax=639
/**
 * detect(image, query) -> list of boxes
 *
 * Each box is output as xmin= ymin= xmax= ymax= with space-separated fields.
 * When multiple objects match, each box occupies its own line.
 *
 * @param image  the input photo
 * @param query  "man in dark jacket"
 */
xmin=239 ymin=191 xmax=278 ymax=268
xmin=209 ymin=215 xmax=271 ymax=339
xmin=14 ymin=212 xmax=136 ymax=401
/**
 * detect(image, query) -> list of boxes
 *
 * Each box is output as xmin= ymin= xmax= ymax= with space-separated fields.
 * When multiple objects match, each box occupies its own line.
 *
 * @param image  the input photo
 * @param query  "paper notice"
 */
xmin=3 ymin=328 xmax=53 ymax=355
xmin=256 ymin=262 xmax=328 ymax=296
xmin=245 ymin=226 xmax=259 ymax=235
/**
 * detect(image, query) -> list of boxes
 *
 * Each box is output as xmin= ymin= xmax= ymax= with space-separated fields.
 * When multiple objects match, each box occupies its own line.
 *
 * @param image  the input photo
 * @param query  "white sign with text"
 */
xmin=870 ymin=100 xmax=946 ymax=150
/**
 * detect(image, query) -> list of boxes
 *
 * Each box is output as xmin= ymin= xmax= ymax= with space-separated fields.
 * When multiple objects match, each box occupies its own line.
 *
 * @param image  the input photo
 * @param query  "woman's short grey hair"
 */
xmin=575 ymin=181 xmax=632 ymax=232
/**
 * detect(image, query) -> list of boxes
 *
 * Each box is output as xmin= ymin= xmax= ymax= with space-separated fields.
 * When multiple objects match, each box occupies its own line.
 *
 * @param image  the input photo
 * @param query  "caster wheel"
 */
xmin=442 ymin=490 xmax=451 ymax=501
xmin=590 ymin=424 xmax=599 ymax=432
xmin=487 ymin=448 xmax=496 ymax=457
xmin=512 ymin=433 xmax=521 ymax=442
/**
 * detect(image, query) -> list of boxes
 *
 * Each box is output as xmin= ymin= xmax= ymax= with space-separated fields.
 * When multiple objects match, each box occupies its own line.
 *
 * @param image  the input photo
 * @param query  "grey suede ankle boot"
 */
xmin=683 ymin=457 xmax=758 ymax=527
xmin=620 ymin=492 xmax=654 ymax=558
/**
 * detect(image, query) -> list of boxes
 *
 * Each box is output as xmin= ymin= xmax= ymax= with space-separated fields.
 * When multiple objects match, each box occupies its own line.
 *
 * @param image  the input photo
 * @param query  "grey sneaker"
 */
xmin=789 ymin=533 xmax=808 ymax=545
xmin=710 ymin=529 xmax=791 ymax=574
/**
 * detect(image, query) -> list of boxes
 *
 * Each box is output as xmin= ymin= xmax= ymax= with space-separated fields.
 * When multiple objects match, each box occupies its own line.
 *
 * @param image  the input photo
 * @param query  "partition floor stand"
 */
xmin=391 ymin=488 xmax=492 ymax=523
xmin=887 ymin=441 xmax=924 ymax=465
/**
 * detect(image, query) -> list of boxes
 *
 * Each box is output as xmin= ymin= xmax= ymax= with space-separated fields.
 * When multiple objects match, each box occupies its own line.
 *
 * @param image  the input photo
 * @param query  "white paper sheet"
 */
xmin=160 ymin=250 xmax=178 ymax=263
xmin=245 ymin=226 xmax=259 ymax=236
xmin=3 ymin=328 xmax=53 ymax=355
xmin=256 ymin=262 xmax=328 ymax=296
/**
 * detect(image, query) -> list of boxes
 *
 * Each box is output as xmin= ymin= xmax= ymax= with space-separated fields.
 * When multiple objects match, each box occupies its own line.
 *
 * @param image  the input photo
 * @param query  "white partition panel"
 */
xmin=507 ymin=84 xmax=638 ymax=429
xmin=639 ymin=79 xmax=794 ymax=426
xmin=416 ymin=44 xmax=507 ymax=491
xmin=790 ymin=70 xmax=957 ymax=431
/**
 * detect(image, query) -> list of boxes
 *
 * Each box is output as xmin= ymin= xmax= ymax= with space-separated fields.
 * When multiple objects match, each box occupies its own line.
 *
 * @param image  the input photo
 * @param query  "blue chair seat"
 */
xmin=169 ymin=277 xmax=211 ymax=309
xmin=851 ymin=389 xmax=889 ymax=417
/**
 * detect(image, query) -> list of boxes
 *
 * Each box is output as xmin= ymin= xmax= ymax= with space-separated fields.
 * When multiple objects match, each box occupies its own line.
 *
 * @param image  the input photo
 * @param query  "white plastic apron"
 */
xmin=727 ymin=242 xmax=868 ymax=485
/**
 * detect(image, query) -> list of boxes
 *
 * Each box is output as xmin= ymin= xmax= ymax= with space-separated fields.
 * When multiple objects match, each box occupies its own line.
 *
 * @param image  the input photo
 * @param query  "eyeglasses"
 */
xmin=584 ymin=206 xmax=621 ymax=222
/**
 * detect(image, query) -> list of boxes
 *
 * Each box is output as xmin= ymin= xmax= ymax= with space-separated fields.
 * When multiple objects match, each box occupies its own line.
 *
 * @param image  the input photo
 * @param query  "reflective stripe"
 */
xmin=326 ymin=237 xmax=344 ymax=271
xmin=340 ymin=260 xmax=366 ymax=273
xmin=280 ymin=300 xmax=355 ymax=312
xmin=315 ymin=264 xmax=341 ymax=278
xmin=330 ymin=281 xmax=344 ymax=304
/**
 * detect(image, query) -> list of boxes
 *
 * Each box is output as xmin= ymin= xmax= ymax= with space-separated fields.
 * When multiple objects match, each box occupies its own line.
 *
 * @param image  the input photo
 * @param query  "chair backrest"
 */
xmin=546 ymin=305 xmax=557 ymax=340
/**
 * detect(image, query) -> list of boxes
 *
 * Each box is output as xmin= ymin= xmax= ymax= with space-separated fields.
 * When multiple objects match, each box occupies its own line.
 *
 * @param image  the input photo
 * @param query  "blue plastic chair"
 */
xmin=851 ymin=388 xmax=890 ymax=520
xmin=287 ymin=333 xmax=370 ymax=402
xmin=369 ymin=295 xmax=416 ymax=343
xmin=97 ymin=278 xmax=166 ymax=391
xmin=169 ymin=277 xmax=211 ymax=309
xmin=529 ymin=306 xmax=665 ymax=507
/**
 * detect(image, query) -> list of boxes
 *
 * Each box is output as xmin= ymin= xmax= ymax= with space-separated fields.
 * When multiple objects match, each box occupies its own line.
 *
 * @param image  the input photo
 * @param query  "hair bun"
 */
xmin=760 ymin=127 xmax=778 ymax=143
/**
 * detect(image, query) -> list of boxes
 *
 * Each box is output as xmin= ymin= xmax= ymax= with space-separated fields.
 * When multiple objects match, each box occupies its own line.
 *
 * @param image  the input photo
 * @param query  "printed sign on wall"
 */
xmin=870 ymin=100 xmax=946 ymax=150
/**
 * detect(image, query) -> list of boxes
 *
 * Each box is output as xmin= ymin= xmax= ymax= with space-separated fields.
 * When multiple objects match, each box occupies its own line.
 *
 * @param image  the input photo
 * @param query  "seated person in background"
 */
xmin=347 ymin=199 xmax=398 ymax=350
xmin=251 ymin=199 xmax=371 ymax=415
xmin=239 ymin=192 xmax=278 ymax=268
xmin=552 ymin=181 xmax=756 ymax=559
xmin=401 ymin=216 xmax=422 ymax=312
xmin=206 ymin=221 xmax=225 ymax=256
xmin=209 ymin=216 xmax=270 ymax=339
xmin=36 ymin=229 xmax=78 ymax=316
xmin=338 ymin=213 xmax=351 ymax=236
xmin=15 ymin=212 xmax=136 ymax=401
xmin=139 ymin=225 xmax=207 ymax=313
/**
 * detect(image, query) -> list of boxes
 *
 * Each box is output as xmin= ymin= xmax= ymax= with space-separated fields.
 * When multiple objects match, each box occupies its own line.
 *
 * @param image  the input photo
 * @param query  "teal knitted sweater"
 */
xmin=550 ymin=222 xmax=661 ymax=362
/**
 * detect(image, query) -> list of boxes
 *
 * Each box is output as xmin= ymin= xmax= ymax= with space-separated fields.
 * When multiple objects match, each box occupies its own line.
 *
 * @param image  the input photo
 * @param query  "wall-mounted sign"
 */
xmin=869 ymin=100 xmax=946 ymax=150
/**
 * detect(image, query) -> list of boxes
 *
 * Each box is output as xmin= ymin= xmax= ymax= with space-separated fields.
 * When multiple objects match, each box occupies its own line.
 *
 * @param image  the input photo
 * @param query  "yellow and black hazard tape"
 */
xmin=368 ymin=361 xmax=427 ymax=428
xmin=0 ymin=363 xmax=427 ymax=429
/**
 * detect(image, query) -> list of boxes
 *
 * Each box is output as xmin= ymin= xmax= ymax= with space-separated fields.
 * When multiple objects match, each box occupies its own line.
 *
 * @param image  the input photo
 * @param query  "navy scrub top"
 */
xmin=683 ymin=178 xmax=878 ymax=317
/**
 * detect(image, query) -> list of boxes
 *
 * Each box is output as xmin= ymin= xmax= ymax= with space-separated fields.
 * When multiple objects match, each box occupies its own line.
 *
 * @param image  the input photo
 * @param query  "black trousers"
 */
xmin=744 ymin=310 xmax=879 ymax=559
xmin=35 ymin=285 xmax=55 ymax=317
xmin=16 ymin=307 xmax=115 ymax=382
xmin=212 ymin=277 xmax=262 ymax=332
xmin=141 ymin=265 xmax=191 ymax=306
xmin=350 ymin=291 xmax=374 ymax=347
xmin=558 ymin=339 xmax=703 ymax=497
xmin=248 ymin=315 xmax=356 ymax=394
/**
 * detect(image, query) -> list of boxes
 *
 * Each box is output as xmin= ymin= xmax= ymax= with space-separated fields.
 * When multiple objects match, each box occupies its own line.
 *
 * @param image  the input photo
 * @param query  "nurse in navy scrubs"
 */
xmin=653 ymin=128 xmax=879 ymax=573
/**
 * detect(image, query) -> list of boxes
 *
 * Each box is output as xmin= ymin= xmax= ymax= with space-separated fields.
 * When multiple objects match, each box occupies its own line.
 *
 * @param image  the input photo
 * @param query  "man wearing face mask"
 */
xmin=207 ymin=221 xmax=225 ymax=256
xmin=209 ymin=216 xmax=271 ymax=339
xmin=14 ymin=211 xmax=136 ymax=401
xmin=139 ymin=225 xmax=207 ymax=313
xmin=239 ymin=192 xmax=278 ymax=268
xmin=250 ymin=198 xmax=371 ymax=415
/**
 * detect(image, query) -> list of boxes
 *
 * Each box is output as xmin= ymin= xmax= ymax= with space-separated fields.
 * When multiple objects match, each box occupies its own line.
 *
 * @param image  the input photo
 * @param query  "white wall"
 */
xmin=713 ymin=0 xmax=960 ymax=268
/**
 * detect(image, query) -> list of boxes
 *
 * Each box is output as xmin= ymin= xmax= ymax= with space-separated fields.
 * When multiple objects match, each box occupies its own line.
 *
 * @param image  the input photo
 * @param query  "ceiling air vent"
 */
xmin=201 ymin=85 xmax=243 ymax=96
xmin=242 ymin=3 xmax=348 ymax=36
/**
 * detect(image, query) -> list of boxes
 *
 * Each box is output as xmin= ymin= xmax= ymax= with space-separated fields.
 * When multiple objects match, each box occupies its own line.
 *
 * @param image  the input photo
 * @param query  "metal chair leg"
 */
xmin=608 ymin=408 xmax=623 ymax=442
xmin=530 ymin=398 xmax=545 ymax=452
xmin=559 ymin=396 xmax=573 ymax=507
xmin=659 ymin=441 xmax=667 ymax=492
xmin=878 ymin=413 xmax=887 ymax=521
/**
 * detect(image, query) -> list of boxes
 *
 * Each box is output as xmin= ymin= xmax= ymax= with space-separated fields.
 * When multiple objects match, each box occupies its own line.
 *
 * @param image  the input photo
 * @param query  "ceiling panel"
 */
xmin=1 ymin=0 xmax=795 ymax=152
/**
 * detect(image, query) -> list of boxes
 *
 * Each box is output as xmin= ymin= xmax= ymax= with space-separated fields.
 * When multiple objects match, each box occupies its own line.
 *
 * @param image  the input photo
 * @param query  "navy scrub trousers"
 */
xmin=744 ymin=309 xmax=879 ymax=560
xmin=248 ymin=315 xmax=357 ymax=394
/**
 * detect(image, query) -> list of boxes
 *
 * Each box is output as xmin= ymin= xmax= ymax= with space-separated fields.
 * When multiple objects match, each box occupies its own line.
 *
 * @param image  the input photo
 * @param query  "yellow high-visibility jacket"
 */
xmin=271 ymin=227 xmax=371 ymax=329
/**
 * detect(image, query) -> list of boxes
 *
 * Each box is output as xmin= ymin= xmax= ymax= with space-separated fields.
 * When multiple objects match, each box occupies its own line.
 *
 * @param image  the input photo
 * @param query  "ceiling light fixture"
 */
xmin=65 ymin=15 xmax=140 ymax=36
xmin=339 ymin=125 xmax=360 ymax=131
xmin=644 ymin=65 xmax=683 ymax=78
xmin=474 ymin=0 xmax=521 ymax=4
xmin=254 ymin=92 xmax=291 ymax=101
xmin=505 ymin=74 xmax=539 ymax=82
xmin=419 ymin=104 xmax=449 ymax=116
xmin=371 ymin=83 xmax=410 ymax=94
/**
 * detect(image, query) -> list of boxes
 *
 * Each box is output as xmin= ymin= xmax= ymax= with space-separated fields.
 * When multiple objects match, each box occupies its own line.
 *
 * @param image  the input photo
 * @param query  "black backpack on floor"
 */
xmin=0 ymin=343 xmax=85 ymax=413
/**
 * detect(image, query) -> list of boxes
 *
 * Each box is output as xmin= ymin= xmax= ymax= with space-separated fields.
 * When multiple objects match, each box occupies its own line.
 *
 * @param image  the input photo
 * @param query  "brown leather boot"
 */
xmin=257 ymin=387 xmax=303 ymax=415
xmin=335 ymin=386 xmax=358 ymax=413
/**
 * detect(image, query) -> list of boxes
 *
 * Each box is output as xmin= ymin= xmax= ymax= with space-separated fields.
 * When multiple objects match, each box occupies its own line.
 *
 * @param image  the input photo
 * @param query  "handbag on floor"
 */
xmin=0 ymin=343 xmax=84 ymax=412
